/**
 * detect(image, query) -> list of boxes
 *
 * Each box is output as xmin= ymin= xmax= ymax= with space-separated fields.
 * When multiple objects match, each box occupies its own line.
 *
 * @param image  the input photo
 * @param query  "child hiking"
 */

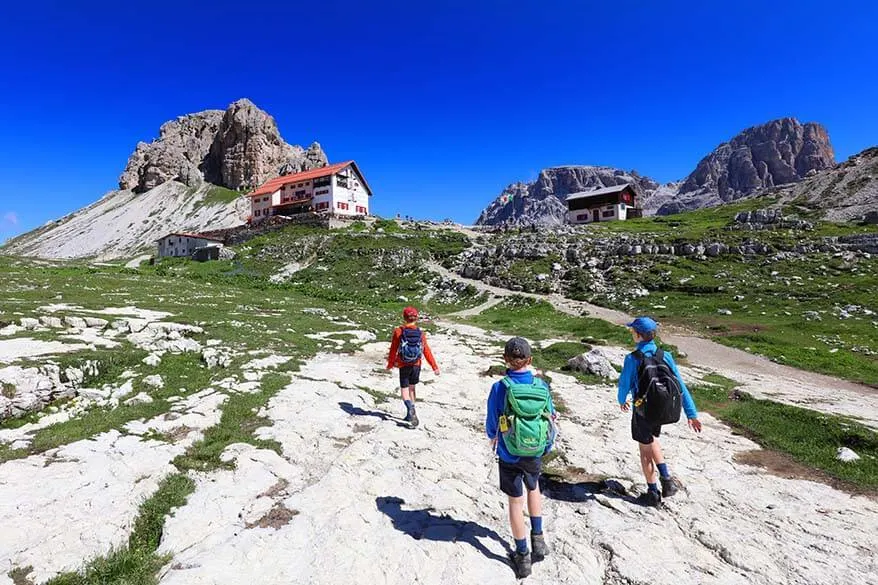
xmin=486 ymin=337 xmax=556 ymax=579
xmin=386 ymin=306 xmax=439 ymax=427
xmin=618 ymin=317 xmax=702 ymax=507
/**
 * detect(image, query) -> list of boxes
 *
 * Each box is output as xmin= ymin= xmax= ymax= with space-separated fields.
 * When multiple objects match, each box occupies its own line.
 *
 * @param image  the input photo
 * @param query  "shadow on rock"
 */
xmin=339 ymin=402 xmax=410 ymax=428
xmin=541 ymin=475 xmax=641 ymax=505
xmin=376 ymin=496 xmax=511 ymax=567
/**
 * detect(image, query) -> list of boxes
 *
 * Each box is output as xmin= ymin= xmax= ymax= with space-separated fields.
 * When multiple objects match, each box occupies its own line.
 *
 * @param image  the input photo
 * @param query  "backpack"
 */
xmin=632 ymin=348 xmax=682 ymax=425
xmin=500 ymin=376 xmax=553 ymax=457
xmin=398 ymin=327 xmax=423 ymax=364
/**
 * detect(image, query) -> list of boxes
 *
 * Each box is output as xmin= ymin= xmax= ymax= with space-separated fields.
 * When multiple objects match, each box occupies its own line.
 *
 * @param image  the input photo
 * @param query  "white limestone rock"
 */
xmin=142 ymin=375 xmax=165 ymax=389
xmin=567 ymin=349 xmax=620 ymax=380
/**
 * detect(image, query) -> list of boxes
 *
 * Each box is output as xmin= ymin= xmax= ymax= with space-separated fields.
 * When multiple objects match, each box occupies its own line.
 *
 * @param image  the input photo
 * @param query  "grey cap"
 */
xmin=504 ymin=337 xmax=532 ymax=359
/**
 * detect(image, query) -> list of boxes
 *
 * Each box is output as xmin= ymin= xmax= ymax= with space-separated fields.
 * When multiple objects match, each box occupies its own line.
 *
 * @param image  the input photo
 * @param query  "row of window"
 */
xmin=314 ymin=188 xmax=329 ymax=196
xmin=284 ymin=181 xmax=311 ymax=189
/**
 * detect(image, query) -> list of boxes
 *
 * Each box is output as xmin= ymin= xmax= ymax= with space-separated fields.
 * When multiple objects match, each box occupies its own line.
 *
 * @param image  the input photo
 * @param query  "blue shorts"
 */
xmin=399 ymin=365 xmax=421 ymax=388
xmin=498 ymin=458 xmax=542 ymax=497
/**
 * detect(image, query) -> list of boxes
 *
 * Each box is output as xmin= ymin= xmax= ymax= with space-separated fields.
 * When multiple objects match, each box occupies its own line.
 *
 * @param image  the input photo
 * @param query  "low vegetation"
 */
xmin=45 ymin=473 xmax=195 ymax=585
xmin=692 ymin=374 xmax=878 ymax=490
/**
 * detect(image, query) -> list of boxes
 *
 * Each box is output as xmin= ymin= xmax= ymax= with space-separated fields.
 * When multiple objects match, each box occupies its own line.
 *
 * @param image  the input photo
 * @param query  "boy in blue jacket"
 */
xmin=486 ymin=337 xmax=556 ymax=579
xmin=618 ymin=317 xmax=702 ymax=507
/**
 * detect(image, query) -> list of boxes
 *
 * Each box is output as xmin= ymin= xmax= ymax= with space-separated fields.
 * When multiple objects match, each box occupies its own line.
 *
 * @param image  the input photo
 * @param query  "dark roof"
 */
xmin=156 ymin=232 xmax=224 ymax=243
xmin=565 ymin=184 xmax=636 ymax=201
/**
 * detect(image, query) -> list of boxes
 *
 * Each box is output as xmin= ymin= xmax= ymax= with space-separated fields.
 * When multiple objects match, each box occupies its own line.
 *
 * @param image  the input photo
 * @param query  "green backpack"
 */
xmin=500 ymin=376 xmax=553 ymax=457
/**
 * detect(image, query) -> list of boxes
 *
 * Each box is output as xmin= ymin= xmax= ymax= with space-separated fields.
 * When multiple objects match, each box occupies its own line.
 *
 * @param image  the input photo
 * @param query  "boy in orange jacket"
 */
xmin=386 ymin=306 xmax=439 ymax=427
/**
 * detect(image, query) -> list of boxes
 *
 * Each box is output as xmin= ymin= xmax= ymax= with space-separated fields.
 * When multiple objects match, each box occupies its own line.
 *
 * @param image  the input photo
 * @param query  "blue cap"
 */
xmin=627 ymin=316 xmax=658 ymax=334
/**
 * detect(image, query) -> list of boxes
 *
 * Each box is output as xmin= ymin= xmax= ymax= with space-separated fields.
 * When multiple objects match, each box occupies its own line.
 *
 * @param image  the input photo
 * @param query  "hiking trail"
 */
xmin=432 ymin=261 xmax=878 ymax=429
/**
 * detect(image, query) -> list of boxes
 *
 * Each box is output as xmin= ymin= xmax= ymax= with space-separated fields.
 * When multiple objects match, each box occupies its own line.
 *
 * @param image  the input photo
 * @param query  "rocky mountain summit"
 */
xmin=2 ymin=99 xmax=326 ymax=259
xmin=659 ymin=118 xmax=835 ymax=215
xmin=476 ymin=118 xmax=844 ymax=224
xmin=119 ymin=98 xmax=328 ymax=193
xmin=475 ymin=166 xmax=672 ymax=226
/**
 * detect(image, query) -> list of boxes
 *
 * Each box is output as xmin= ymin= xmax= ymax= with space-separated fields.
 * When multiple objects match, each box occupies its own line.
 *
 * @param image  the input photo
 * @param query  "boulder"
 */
xmin=567 ymin=349 xmax=619 ymax=380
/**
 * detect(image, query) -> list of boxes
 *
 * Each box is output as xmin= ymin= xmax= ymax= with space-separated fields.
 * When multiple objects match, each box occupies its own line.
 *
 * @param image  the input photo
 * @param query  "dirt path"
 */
xmin=429 ymin=262 xmax=878 ymax=428
xmin=153 ymin=325 xmax=878 ymax=585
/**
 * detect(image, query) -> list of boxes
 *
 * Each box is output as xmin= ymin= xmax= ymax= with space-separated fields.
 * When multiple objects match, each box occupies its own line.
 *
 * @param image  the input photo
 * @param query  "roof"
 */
xmin=565 ymin=184 xmax=637 ymax=201
xmin=248 ymin=161 xmax=373 ymax=197
xmin=157 ymin=232 xmax=224 ymax=243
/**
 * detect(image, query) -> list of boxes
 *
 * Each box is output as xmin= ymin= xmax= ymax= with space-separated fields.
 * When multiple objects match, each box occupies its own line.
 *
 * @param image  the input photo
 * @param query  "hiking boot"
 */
xmin=531 ymin=533 xmax=549 ymax=562
xmin=508 ymin=550 xmax=532 ymax=579
xmin=661 ymin=476 xmax=679 ymax=498
xmin=409 ymin=409 xmax=419 ymax=428
xmin=402 ymin=410 xmax=412 ymax=422
xmin=636 ymin=489 xmax=662 ymax=508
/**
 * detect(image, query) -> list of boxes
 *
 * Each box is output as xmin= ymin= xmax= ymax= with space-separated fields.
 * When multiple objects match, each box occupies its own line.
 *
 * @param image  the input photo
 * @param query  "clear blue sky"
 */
xmin=1 ymin=0 xmax=877 ymax=238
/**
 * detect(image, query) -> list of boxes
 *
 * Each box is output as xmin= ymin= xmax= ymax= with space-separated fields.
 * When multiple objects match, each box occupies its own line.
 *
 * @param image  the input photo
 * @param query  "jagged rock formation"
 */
xmin=780 ymin=146 xmax=878 ymax=222
xmin=659 ymin=118 xmax=834 ymax=215
xmin=475 ymin=167 xmax=669 ymax=226
xmin=3 ymin=99 xmax=328 ymax=259
xmin=120 ymin=99 xmax=328 ymax=194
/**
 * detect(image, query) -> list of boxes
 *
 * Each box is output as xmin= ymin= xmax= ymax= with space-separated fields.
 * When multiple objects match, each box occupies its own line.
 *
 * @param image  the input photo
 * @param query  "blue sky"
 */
xmin=1 ymin=0 xmax=877 ymax=238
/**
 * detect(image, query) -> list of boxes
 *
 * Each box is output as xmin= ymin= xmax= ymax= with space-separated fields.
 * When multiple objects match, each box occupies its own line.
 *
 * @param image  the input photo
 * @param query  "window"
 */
xmin=602 ymin=210 xmax=615 ymax=218
xmin=337 ymin=177 xmax=349 ymax=188
xmin=337 ymin=202 xmax=349 ymax=210
xmin=314 ymin=188 xmax=329 ymax=196
xmin=295 ymin=190 xmax=306 ymax=197
xmin=314 ymin=177 xmax=331 ymax=188
xmin=262 ymin=197 xmax=269 ymax=202
xmin=255 ymin=209 xmax=261 ymax=217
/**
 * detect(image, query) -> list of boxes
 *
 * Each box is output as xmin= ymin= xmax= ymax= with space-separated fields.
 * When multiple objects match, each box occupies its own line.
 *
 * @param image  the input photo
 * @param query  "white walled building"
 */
xmin=156 ymin=233 xmax=224 ymax=258
xmin=565 ymin=184 xmax=643 ymax=224
xmin=248 ymin=161 xmax=372 ymax=223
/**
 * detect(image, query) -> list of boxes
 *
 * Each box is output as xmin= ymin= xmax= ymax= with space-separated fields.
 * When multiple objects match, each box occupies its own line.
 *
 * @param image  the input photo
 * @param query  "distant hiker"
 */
xmin=386 ymin=306 xmax=439 ymax=427
xmin=486 ymin=337 xmax=557 ymax=579
xmin=618 ymin=317 xmax=702 ymax=507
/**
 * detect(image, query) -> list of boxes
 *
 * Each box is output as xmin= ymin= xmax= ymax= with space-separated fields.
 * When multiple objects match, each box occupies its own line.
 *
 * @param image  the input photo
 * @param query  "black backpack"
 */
xmin=398 ymin=327 xmax=424 ymax=364
xmin=632 ymin=348 xmax=682 ymax=425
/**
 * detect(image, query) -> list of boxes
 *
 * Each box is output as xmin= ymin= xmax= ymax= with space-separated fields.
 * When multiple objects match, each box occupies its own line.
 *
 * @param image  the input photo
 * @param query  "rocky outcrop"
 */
xmin=3 ymin=99 xmax=329 ymax=259
xmin=475 ymin=167 xmax=668 ymax=226
xmin=119 ymin=110 xmax=224 ymax=193
xmin=780 ymin=146 xmax=878 ymax=222
xmin=659 ymin=118 xmax=835 ymax=215
xmin=120 ymin=99 xmax=328 ymax=194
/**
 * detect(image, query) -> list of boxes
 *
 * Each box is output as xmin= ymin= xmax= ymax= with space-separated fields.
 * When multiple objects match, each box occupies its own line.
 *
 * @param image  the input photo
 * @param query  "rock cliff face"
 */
xmin=475 ymin=166 xmax=668 ymax=226
xmin=3 ymin=99 xmax=327 ymax=259
xmin=659 ymin=118 xmax=834 ymax=215
xmin=120 ymin=99 xmax=327 ymax=194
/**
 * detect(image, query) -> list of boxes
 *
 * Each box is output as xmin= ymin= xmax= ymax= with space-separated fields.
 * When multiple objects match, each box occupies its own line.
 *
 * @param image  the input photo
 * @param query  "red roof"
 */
xmin=249 ymin=161 xmax=353 ymax=197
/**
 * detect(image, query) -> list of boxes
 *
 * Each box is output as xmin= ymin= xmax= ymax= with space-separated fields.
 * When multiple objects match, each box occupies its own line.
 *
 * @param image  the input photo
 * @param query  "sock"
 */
xmin=647 ymin=483 xmax=659 ymax=494
xmin=657 ymin=463 xmax=670 ymax=479
xmin=403 ymin=399 xmax=413 ymax=412
xmin=530 ymin=516 xmax=543 ymax=535
xmin=514 ymin=538 xmax=529 ymax=554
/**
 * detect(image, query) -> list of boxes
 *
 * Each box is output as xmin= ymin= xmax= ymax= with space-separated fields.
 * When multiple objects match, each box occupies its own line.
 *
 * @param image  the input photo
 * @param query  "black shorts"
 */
xmin=631 ymin=413 xmax=662 ymax=445
xmin=399 ymin=365 xmax=421 ymax=388
xmin=498 ymin=458 xmax=542 ymax=498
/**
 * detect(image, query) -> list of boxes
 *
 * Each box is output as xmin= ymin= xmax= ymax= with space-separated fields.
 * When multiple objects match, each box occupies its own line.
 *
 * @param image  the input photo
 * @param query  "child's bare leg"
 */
xmin=409 ymin=385 xmax=417 ymax=404
xmin=525 ymin=486 xmax=542 ymax=521
xmin=638 ymin=442 xmax=658 ymax=484
xmin=508 ymin=495 xmax=527 ymax=540
xmin=400 ymin=387 xmax=412 ymax=402
xmin=650 ymin=438 xmax=665 ymax=466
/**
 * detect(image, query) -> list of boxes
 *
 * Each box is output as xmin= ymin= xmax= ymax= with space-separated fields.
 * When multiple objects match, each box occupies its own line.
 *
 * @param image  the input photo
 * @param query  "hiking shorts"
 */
xmin=399 ymin=365 xmax=421 ymax=388
xmin=498 ymin=457 xmax=542 ymax=498
xmin=631 ymin=413 xmax=662 ymax=445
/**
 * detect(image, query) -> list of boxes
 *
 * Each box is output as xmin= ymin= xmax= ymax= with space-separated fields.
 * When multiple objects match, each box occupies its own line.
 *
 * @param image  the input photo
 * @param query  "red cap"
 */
xmin=402 ymin=306 xmax=419 ymax=320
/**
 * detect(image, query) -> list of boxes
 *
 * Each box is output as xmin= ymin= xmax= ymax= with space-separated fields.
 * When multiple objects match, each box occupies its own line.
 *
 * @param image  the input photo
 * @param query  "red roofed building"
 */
xmin=249 ymin=161 xmax=372 ymax=223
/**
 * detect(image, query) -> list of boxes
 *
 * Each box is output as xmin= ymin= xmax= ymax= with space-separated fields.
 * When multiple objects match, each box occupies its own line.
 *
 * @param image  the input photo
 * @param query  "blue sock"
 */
xmin=657 ymin=463 xmax=670 ymax=479
xmin=515 ymin=538 xmax=528 ymax=554
xmin=648 ymin=482 xmax=659 ymax=494
xmin=530 ymin=516 xmax=543 ymax=535
xmin=403 ymin=399 xmax=413 ymax=411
